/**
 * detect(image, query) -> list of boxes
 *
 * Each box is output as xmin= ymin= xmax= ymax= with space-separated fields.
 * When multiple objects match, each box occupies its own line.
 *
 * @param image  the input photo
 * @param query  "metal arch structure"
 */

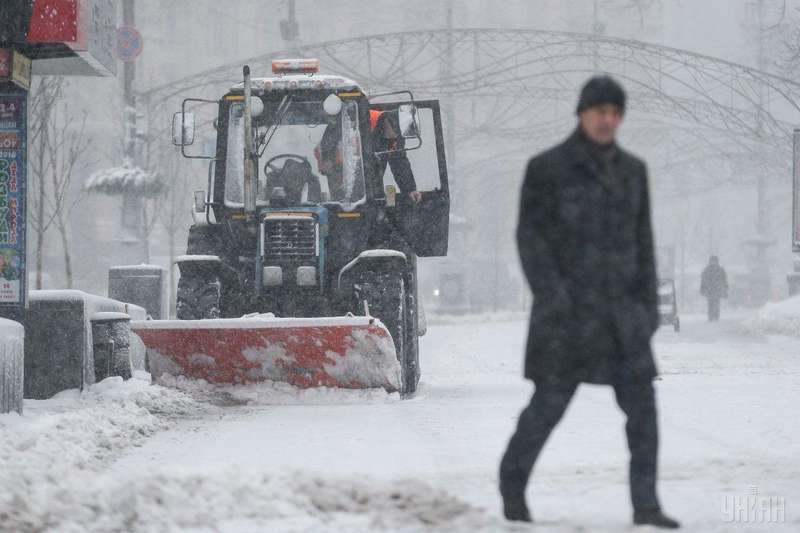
xmin=134 ymin=28 xmax=800 ymax=310
xmin=137 ymin=29 xmax=800 ymax=253
xmin=141 ymin=28 xmax=800 ymax=149
xmin=138 ymin=28 xmax=800 ymax=268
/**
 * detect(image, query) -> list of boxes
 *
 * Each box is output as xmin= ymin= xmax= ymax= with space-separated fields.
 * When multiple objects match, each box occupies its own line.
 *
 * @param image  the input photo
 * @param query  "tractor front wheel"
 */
xmin=176 ymin=274 xmax=221 ymax=320
xmin=358 ymin=273 xmax=419 ymax=395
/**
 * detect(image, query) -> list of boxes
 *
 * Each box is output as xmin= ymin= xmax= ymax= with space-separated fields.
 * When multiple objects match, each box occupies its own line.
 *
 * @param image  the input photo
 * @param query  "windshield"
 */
xmin=224 ymin=98 xmax=366 ymax=209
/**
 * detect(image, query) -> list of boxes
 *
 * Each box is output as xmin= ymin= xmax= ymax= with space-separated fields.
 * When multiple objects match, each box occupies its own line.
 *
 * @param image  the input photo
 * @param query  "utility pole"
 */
xmin=755 ymin=0 xmax=766 ymax=236
xmin=590 ymin=0 xmax=605 ymax=71
xmin=280 ymin=0 xmax=300 ymax=53
xmin=443 ymin=0 xmax=455 ymax=171
xmin=123 ymin=0 xmax=135 ymax=163
xmin=752 ymin=0 xmax=771 ymax=303
xmin=119 ymin=0 xmax=147 ymax=262
xmin=592 ymin=0 xmax=605 ymax=35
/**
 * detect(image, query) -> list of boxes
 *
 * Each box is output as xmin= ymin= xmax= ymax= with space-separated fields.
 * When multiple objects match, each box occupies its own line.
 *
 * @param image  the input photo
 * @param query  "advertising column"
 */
xmin=789 ymin=130 xmax=800 ymax=295
xmin=0 ymin=85 xmax=26 ymax=321
xmin=794 ymin=130 xmax=800 ymax=253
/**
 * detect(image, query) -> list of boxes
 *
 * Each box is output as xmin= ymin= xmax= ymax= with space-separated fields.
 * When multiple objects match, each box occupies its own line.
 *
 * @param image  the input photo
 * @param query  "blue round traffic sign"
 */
xmin=116 ymin=26 xmax=143 ymax=62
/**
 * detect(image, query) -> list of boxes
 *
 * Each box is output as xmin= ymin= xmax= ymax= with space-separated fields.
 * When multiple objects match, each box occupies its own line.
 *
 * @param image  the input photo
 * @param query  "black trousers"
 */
xmin=499 ymin=380 xmax=660 ymax=512
xmin=707 ymin=297 xmax=721 ymax=322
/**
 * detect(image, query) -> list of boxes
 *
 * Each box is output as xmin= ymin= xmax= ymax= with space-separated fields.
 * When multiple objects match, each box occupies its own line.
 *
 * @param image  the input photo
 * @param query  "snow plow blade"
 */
xmin=130 ymin=316 xmax=402 ymax=392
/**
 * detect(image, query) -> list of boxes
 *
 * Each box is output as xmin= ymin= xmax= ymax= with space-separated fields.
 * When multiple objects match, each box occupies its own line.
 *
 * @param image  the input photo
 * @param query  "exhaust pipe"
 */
xmin=243 ymin=65 xmax=256 ymax=214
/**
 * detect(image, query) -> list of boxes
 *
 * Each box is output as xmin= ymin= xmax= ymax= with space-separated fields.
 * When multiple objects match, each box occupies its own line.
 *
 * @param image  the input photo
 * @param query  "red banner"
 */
xmin=27 ymin=0 xmax=80 ymax=45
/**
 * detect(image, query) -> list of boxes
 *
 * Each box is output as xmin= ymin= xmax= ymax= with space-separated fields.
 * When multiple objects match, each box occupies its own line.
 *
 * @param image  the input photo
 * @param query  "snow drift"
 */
xmin=1 ymin=469 xmax=494 ymax=533
xmin=0 ymin=374 xmax=497 ymax=532
xmin=744 ymin=294 xmax=800 ymax=337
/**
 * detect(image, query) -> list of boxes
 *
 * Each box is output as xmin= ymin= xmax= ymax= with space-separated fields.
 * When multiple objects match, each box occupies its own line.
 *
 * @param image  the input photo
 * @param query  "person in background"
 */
xmin=700 ymin=255 xmax=728 ymax=322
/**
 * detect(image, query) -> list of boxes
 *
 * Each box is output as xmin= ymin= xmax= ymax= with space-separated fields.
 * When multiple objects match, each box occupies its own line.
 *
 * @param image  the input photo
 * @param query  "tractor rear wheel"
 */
xmin=176 ymin=274 xmax=221 ymax=320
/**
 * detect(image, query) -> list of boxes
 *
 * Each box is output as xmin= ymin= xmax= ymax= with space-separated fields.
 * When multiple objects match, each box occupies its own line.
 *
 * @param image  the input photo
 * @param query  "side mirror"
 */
xmin=397 ymin=104 xmax=420 ymax=139
xmin=176 ymin=98 xmax=219 ymax=160
xmin=172 ymin=111 xmax=196 ymax=146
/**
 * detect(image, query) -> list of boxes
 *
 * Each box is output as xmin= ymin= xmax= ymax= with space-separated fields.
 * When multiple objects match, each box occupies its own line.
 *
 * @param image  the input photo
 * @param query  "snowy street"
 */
xmin=2 ymin=311 xmax=798 ymax=532
xmin=4 ymin=2 xmax=800 ymax=532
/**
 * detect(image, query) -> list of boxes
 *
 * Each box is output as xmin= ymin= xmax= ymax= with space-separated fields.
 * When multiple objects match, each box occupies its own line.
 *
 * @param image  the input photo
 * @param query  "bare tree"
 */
xmin=47 ymin=104 xmax=92 ymax=288
xmin=591 ymin=0 xmax=661 ymax=33
xmin=28 ymin=78 xmax=61 ymax=289
xmin=86 ymin=90 xmax=165 ymax=264
xmin=155 ymin=148 xmax=194 ymax=314
xmin=28 ymin=78 xmax=93 ymax=289
xmin=605 ymin=0 xmax=661 ymax=27
xmin=762 ymin=1 xmax=800 ymax=76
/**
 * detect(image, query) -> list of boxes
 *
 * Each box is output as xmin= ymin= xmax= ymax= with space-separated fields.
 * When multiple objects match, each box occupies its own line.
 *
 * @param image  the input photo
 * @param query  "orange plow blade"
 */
xmin=130 ymin=316 xmax=401 ymax=391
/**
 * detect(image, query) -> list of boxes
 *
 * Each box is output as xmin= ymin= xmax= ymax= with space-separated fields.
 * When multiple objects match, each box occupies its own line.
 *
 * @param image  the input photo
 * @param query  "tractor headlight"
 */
xmin=263 ymin=266 xmax=283 ymax=287
xmin=297 ymin=266 xmax=316 ymax=286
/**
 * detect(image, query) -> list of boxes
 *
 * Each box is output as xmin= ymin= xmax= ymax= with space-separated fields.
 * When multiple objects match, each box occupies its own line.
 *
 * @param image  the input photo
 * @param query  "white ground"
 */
xmin=1 ymin=304 xmax=799 ymax=532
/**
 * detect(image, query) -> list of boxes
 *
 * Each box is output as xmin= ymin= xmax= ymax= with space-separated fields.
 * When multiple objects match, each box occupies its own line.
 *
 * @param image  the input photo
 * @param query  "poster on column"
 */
xmin=0 ymin=90 xmax=26 ymax=308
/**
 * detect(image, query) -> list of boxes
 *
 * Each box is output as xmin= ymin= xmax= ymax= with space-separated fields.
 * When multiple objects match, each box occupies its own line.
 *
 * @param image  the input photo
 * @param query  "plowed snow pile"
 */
xmin=744 ymin=294 xmax=800 ymax=337
xmin=3 ymin=470 xmax=492 ymax=533
xmin=0 ymin=374 xmax=496 ymax=533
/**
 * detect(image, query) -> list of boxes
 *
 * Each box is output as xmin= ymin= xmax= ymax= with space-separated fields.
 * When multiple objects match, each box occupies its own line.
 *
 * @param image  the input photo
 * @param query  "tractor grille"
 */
xmin=264 ymin=218 xmax=317 ymax=262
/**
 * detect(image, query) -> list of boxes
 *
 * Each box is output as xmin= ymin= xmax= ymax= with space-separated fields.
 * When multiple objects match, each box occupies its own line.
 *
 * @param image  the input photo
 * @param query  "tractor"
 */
xmin=133 ymin=59 xmax=450 ymax=395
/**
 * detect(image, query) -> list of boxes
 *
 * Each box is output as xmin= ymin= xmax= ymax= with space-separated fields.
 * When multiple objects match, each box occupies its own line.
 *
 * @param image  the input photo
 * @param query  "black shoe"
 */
xmin=501 ymin=493 xmax=532 ymax=522
xmin=634 ymin=509 xmax=680 ymax=529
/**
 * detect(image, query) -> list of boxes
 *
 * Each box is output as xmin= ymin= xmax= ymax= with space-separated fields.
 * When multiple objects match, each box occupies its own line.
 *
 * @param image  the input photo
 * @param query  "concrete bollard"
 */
xmin=0 ymin=318 xmax=24 ymax=414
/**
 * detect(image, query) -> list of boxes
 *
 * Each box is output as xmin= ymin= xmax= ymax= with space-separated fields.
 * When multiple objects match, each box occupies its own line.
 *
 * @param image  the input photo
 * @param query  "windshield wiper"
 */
xmin=257 ymin=95 xmax=292 ymax=157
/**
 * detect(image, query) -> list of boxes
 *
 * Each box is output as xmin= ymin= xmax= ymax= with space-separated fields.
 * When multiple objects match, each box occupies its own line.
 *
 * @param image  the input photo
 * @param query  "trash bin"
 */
xmin=109 ymin=265 xmax=168 ymax=319
xmin=91 ymin=312 xmax=132 ymax=382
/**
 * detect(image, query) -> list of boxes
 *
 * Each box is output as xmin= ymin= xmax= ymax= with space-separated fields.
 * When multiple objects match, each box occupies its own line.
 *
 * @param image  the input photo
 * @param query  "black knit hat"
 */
xmin=576 ymin=75 xmax=626 ymax=114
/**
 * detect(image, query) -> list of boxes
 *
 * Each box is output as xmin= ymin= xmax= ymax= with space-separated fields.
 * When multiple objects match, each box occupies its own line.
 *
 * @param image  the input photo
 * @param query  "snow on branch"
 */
xmin=84 ymin=158 xmax=167 ymax=198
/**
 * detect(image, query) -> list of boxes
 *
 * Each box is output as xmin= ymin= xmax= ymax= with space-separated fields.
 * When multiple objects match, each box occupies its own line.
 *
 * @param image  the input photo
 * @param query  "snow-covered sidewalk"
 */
xmin=0 ymin=377 xmax=497 ymax=532
xmin=1 ymin=311 xmax=798 ymax=532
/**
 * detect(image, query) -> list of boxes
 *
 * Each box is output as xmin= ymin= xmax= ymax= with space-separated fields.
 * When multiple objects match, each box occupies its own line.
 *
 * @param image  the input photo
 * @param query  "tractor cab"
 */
xmin=173 ymin=59 xmax=449 ymax=264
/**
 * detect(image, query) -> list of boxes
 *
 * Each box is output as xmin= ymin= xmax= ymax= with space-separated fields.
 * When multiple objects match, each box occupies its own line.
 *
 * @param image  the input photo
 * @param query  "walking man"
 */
xmin=700 ymin=256 xmax=728 ymax=322
xmin=499 ymin=76 xmax=680 ymax=529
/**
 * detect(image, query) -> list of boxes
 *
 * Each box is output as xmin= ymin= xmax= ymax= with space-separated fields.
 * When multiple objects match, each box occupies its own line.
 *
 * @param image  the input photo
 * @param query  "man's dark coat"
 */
xmin=518 ymin=129 xmax=659 ymax=385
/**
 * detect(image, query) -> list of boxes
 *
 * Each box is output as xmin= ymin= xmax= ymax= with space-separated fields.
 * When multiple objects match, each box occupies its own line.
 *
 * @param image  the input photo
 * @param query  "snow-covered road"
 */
xmin=2 ymin=311 xmax=798 ymax=532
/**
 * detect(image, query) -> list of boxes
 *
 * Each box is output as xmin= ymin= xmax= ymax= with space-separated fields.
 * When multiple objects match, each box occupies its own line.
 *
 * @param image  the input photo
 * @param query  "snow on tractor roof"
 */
xmin=229 ymin=74 xmax=363 ymax=94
